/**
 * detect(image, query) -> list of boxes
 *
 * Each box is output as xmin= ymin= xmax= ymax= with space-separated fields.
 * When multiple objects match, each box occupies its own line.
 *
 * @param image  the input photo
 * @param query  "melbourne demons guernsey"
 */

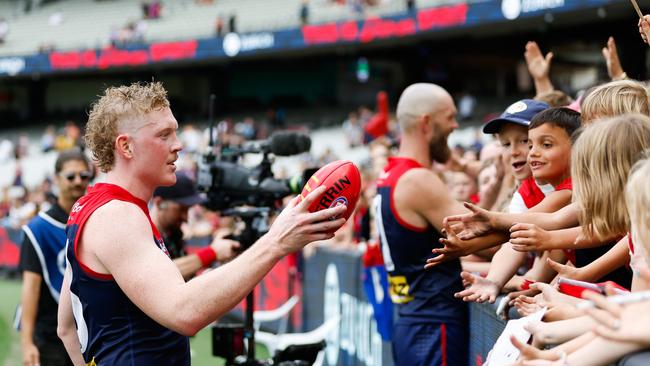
xmin=65 ymin=183 xmax=189 ymax=366
xmin=374 ymin=157 xmax=466 ymax=324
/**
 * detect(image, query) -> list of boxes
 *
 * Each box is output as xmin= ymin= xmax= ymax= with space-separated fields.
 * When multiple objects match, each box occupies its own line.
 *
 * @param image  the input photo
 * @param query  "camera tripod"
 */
xmin=220 ymin=207 xmax=270 ymax=366
xmin=212 ymin=207 xmax=328 ymax=366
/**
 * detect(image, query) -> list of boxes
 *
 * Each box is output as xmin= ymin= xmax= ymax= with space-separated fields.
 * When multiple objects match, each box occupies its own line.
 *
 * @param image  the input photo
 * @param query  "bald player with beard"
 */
xmin=373 ymin=83 xmax=471 ymax=366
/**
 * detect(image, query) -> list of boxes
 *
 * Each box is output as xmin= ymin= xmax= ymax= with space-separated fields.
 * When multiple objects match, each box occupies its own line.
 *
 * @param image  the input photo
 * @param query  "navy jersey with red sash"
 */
xmin=65 ymin=183 xmax=189 ymax=366
xmin=374 ymin=157 xmax=465 ymax=322
xmin=374 ymin=157 xmax=467 ymax=366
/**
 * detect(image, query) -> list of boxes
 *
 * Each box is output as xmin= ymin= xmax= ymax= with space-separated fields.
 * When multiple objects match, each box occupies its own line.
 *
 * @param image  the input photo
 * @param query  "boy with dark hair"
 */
xmin=527 ymin=107 xmax=581 ymax=188
xmin=447 ymin=106 xmax=581 ymax=302
xmin=529 ymin=107 xmax=581 ymax=139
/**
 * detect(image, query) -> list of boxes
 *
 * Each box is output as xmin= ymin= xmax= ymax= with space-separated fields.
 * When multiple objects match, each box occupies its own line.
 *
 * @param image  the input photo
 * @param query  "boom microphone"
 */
xmin=267 ymin=131 xmax=312 ymax=156
xmin=235 ymin=131 xmax=312 ymax=157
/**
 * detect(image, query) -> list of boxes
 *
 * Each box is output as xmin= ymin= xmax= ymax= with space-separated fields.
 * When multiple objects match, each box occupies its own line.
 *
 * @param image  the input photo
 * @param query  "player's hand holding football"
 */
xmin=266 ymin=186 xmax=347 ymax=256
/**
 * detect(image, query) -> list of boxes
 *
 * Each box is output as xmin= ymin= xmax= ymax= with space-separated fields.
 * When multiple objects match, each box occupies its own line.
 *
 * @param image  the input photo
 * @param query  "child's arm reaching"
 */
xmin=446 ymin=198 xmax=576 ymax=241
xmin=509 ymin=225 xmax=620 ymax=252
xmin=545 ymin=236 xmax=630 ymax=284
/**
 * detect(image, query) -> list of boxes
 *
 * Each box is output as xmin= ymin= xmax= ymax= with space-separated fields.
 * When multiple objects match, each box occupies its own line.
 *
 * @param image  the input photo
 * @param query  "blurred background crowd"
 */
xmin=1 ymin=0 xmax=650 ymax=365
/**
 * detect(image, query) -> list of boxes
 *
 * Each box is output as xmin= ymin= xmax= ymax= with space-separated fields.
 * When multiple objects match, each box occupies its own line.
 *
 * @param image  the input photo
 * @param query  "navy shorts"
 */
xmin=392 ymin=321 xmax=468 ymax=366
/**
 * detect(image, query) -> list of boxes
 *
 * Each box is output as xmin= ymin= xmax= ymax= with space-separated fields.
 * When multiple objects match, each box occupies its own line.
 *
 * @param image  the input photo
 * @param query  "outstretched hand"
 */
xmin=513 ymin=295 xmax=544 ymax=317
xmin=510 ymin=223 xmax=553 ymax=252
xmin=425 ymin=220 xmax=467 ymax=267
xmin=546 ymin=257 xmax=583 ymax=281
xmin=443 ymin=201 xmax=495 ymax=240
xmin=454 ymin=271 xmax=500 ymax=303
xmin=601 ymin=36 xmax=625 ymax=80
xmin=21 ymin=342 xmax=40 ymax=366
xmin=510 ymin=335 xmax=563 ymax=363
xmin=530 ymin=282 xmax=564 ymax=304
xmin=524 ymin=41 xmax=553 ymax=81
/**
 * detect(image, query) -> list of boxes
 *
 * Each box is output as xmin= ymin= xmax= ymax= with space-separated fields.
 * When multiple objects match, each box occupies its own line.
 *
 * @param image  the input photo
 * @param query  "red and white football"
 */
xmin=299 ymin=160 xmax=361 ymax=221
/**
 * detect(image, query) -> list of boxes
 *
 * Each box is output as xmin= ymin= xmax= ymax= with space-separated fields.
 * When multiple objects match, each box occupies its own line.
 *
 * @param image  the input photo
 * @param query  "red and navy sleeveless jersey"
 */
xmin=65 ymin=183 xmax=189 ymax=366
xmin=373 ymin=157 xmax=466 ymax=324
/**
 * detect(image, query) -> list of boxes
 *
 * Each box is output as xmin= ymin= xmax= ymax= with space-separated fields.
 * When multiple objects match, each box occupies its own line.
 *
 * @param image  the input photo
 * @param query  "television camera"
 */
xmin=196 ymin=123 xmax=326 ymax=365
xmin=196 ymin=130 xmax=314 ymax=212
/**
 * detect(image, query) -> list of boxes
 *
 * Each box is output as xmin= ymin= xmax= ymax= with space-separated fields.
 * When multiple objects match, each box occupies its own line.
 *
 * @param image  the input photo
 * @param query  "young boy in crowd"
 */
xmin=511 ymin=115 xmax=650 ymax=365
xmin=451 ymin=106 xmax=581 ymax=303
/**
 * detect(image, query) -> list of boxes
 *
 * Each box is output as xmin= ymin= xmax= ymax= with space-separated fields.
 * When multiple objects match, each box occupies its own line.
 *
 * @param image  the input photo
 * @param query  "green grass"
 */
xmin=0 ymin=277 xmax=21 ymax=366
xmin=190 ymin=328 xmax=269 ymax=366
xmin=0 ymin=277 xmax=268 ymax=366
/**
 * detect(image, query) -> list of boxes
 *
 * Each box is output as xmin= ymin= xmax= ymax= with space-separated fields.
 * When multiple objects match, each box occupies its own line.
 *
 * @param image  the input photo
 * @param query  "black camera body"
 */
xmin=197 ymin=131 xmax=321 ymax=365
xmin=196 ymin=131 xmax=312 ymax=212
xmin=196 ymin=159 xmax=295 ymax=211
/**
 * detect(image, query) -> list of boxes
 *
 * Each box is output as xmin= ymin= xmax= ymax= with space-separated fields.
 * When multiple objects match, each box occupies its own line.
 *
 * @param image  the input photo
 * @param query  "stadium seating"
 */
xmin=0 ymin=0 xmax=451 ymax=56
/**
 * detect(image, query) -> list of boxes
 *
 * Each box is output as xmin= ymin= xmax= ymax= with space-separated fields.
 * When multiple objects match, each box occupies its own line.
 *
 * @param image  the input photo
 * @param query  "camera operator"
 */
xmin=57 ymin=81 xmax=347 ymax=366
xmin=151 ymin=172 xmax=240 ymax=279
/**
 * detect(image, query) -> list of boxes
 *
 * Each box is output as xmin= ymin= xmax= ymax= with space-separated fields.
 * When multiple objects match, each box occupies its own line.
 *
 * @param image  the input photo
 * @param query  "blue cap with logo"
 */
xmin=482 ymin=99 xmax=550 ymax=134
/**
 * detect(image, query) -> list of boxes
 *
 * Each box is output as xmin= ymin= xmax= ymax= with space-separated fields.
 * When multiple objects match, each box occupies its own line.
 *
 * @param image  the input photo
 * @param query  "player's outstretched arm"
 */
xmin=395 ymin=168 xmax=506 ymax=264
xmin=89 ymin=185 xmax=346 ymax=336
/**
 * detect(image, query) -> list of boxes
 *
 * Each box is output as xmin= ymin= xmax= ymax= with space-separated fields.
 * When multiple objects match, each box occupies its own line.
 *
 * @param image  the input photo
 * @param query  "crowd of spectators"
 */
xmin=0 ymin=110 xmax=334 ymax=242
xmin=301 ymin=27 xmax=650 ymax=366
xmin=0 ymin=0 xmax=418 ymax=51
xmin=2 ymin=13 xmax=650 ymax=366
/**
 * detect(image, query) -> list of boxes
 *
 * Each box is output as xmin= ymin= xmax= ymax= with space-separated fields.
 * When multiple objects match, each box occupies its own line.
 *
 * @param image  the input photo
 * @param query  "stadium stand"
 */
xmin=0 ymin=0 xmax=451 ymax=56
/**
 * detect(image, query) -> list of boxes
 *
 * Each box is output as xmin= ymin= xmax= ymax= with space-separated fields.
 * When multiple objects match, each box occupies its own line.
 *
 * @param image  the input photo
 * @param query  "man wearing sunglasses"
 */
xmin=19 ymin=148 xmax=92 ymax=366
